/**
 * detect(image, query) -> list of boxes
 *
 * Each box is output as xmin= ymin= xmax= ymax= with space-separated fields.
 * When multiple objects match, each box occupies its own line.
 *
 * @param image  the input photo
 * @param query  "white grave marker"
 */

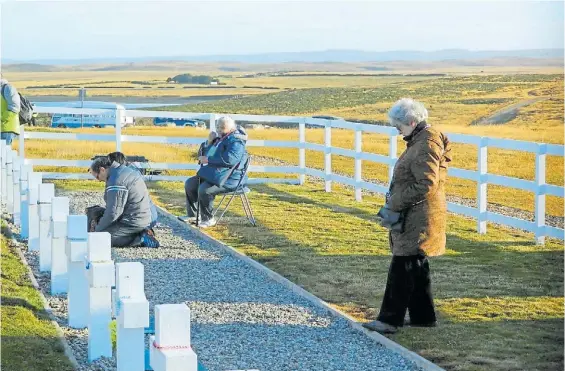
xmin=38 ymin=183 xmax=55 ymax=272
xmin=27 ymin=173 xmax=42 ymax=251
xmin=66 ymin=214 xmax=89 ymax=328
xmin=12 ymin=155 xmax=21 ymax=225
xmin=86 ymin=232 xmax=114 ymax=362
xmin=50 ymin=196 xmax=70 ymax=295
xmin=116 ymin=262 xmax=149 ymax=371
xmin=150 ymin=304 xmax=198 ymax=371
xmin=19 ymin=164 xmax=34 ymax=238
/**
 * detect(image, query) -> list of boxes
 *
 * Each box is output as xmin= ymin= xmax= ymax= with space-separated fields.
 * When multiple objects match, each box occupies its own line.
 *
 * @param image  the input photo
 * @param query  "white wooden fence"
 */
xmin=19 ymin=105 xmax=565 ymax=243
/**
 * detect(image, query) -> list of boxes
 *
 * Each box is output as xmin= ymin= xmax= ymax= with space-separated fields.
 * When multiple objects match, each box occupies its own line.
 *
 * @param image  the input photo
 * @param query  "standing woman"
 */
xmin=364 ymin=98 xmax=452 ymax=334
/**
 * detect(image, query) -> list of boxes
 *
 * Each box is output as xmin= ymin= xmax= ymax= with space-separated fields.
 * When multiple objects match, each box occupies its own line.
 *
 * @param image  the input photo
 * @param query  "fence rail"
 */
xmin=23 ymin=105 xmax=565 ymax=243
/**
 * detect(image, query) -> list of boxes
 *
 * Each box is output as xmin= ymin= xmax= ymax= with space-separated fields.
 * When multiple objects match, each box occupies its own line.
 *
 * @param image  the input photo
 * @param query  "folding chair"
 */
xmin=212 ymin=158 xmax=256 ymax=226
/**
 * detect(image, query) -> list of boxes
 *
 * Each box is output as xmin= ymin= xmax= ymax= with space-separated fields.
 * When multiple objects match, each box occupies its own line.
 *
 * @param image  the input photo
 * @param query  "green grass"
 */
xmin=0 ymin=233 xmax=74 ymax=371
xmin=147 ymin=179 xmax=564 ymax=371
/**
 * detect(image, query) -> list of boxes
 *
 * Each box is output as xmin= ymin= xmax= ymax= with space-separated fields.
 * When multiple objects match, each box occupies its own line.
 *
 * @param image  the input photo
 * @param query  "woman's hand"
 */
xmin=199 ymin=156 xmax=208 ymax=164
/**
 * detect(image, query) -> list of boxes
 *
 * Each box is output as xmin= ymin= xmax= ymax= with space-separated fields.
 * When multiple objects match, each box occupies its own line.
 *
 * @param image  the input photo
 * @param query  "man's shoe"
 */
xmin=362 ymin=320 xmax=398 ymax=334
xmin=198 ymin=218 xmax=217 ymax=228
xmin=404 ymin=320 xmax=437 ymax=327
xmin=141 ymin=228 xmax=160 ymax=248
xmin=178 ymin=215 xmax=197 ymax=224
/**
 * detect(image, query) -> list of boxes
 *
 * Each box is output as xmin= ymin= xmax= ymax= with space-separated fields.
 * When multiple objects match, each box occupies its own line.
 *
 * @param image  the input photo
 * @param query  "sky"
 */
xmin=1 ymin=0 xmax=563 ymax=61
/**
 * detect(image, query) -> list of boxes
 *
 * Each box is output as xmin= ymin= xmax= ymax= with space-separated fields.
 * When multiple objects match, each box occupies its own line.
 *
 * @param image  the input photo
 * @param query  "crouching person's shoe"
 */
xmin=141 ymin=228 xmax=160 ymax=248
xmin=362 ymin=320 xmax=398 ymax=334
xmin=198 ymin=218 xmax=217 ymax=228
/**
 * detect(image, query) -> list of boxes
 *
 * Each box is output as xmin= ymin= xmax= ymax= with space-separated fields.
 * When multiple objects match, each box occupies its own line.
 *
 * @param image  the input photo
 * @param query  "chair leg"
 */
xmin=240 ymin=195 xmax=250 ymax=219
xmin=242 ymin=193 xmax=257 ymax=226
xmin=212 ymin=194 xmax=228 ymax=218
xmin=216 ymin=193 xmax=237 ymax=224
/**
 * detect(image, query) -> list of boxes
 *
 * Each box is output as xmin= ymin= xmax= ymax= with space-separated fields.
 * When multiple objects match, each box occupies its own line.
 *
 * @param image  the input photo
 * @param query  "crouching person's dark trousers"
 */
xmin=184 ymin=176 xmax=229 ymax=222
xmin=100 ymin=222 xmax=145 ymax=247
xmin=377 ymin=254 xmax=436 ymax=327
xmin=87 ymin=206 xmax=145 ymax=247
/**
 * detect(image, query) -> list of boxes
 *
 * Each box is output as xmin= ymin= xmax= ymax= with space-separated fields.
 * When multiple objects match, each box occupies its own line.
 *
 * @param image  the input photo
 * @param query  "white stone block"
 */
xmin=28 ymin=204 xmax=40 ymax=251
xmin=150 ymin=335 xmax=198 ymax=371
xmin=28 ymin=172 xmax=42 ymax=193
xmin=39 ymin=220 xmax=52 ymax=272
xmin=21 ymin=198 xmax=29 ymax=239
xmin=155 ymin=304 xmax=191 ymax=348
xmin=51 ymin=197 xmax=70 ymax=220
xmin=115 ymin=262 xmax=145 ymax=299
xmin=87 ymin=261 xmax=115 ymax=288
xmin=28 ymin=186 xmax=39 ymax=205
xmin=39 ymin=203 xmax=52 ymax=221
xmin=51 ymin=238 xmax=68 ymax=295
xmin=5 ymin=148 xmax=13 ymax=163
xmin=66 ymin=239 xmax=87 ymax=262
xmin=38 ymin=183 xmax=55 ymax=204
xmin=20 ymin=164 xmax=33 ymax=181
xmin=68 ymin=261 xmax=89 ymax=329
xmin=88 ymin=287 xmax=112 ymax=361
xmin=51 ymin=220 xmax=67 ymax=238
xmin=117 ymin=297 xmax=149 ymax=329
xmin=67 ymin=215 xmax=88 ymax=240
xmin=7 ymin=168 xmax=14 ymax=213
xmin=112 ymin=288 xmax=117 ymax=318
xmin=12 ymin=176 xmax=21 ymax=225
xmin=117 ymin=327 xmax=145 ymax=371
xmin=87 ymin=232 xmax=112 ymax=262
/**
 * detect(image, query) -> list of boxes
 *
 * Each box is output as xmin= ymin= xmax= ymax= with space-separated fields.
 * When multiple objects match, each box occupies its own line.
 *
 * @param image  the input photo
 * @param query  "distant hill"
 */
xmin=3 ymin=48 xmax=563 ymax=65
xmin=2 ymin=63 xmax=60 ymax=72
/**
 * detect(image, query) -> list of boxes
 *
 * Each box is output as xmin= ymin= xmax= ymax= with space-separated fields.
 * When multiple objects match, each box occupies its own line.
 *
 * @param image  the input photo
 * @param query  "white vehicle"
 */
xmin=49 ymin=101 xmax=134 ymax=128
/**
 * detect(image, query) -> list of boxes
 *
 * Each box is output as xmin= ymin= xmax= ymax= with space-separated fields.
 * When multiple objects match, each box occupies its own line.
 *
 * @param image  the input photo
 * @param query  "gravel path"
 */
xmin=12 ymin=190 xmax=424 ymax=371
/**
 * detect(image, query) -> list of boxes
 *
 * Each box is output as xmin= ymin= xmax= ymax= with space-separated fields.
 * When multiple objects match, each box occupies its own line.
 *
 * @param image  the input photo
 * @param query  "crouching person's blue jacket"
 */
xmin=197 ymin=131 xmax=248 ymax=190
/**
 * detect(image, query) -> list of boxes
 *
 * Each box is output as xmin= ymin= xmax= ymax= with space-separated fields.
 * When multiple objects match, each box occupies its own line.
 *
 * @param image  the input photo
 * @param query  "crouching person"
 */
xmin=107 ymin=151 xmax=159 ymax=229
xmin=89 ymin=157 xmax=160 ymax=248
xmin=184 ymin=116 xmax=248 ymax=228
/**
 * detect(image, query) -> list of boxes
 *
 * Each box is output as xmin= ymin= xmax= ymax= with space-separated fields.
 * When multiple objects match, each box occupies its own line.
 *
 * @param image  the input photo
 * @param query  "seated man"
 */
xmin=89 ymin=156 xmax=159 ymax=248
xmin=184 ymin=116 xmax=248 ymax=228
xmin=107 ymin=151 xmax=159 ymax=229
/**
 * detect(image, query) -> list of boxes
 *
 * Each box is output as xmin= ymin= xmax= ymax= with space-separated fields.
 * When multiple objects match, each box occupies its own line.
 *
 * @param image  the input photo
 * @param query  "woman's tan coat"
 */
xmin=387 ymin=125 xmax=452 ymax=256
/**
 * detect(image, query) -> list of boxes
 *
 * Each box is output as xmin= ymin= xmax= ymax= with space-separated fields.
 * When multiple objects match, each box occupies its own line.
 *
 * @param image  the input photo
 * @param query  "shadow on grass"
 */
xmin=0 ymin=335 xmax=74 ymax=371
xmin=148 ymin=181 xmax=564 ymax=371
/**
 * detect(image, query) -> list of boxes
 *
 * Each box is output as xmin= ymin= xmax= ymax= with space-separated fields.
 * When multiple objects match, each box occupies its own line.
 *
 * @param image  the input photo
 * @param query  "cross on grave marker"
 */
xmin=150 ymin=304 xmax=198 ymax=371
xmin=38 ymin=183 xmax=55 ymax=272
xmin=12 ymin=155 xmax=21 ymax=225
xmin=86 ymin=232 xmax=114 ymax=362
xmin=19 ymin=164 xmax=34 ymax=239
xmin=115 ymin=262 xmax=149 ymax=371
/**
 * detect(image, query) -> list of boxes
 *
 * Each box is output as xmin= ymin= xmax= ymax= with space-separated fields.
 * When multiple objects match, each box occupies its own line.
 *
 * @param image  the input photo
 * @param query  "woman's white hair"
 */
xmin=216 ymin=116 xmax=236 ymax=132
xmin=388 ymin=98 xmax=429 ymax=126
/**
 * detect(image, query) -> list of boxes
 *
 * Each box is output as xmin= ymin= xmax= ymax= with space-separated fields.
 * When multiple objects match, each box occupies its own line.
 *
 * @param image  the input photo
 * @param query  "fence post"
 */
xmin=324 ymin=120 xmax=332 ymax=192
xmin=354 ymin=125 xmax=363 ymax=201
xmin=299 ymin=118 xmax=306 ymax=185
xmin=209 ymin=113 xmax=216 ymax=133
xmin=388 ymin=133 xmax=398 ymax=186
xmin=477 ymin=137 xmax=488 ymax=234
xmin=115 ymin=108 xmax=122 ymax=151
xmin=534 ymin=144 xmax=547 ymax=245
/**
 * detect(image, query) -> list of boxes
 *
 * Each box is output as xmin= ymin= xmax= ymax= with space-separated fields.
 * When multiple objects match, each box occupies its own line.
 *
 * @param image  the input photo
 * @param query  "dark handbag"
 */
xmin=377 ymin=207 xmax=406 ymax=233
